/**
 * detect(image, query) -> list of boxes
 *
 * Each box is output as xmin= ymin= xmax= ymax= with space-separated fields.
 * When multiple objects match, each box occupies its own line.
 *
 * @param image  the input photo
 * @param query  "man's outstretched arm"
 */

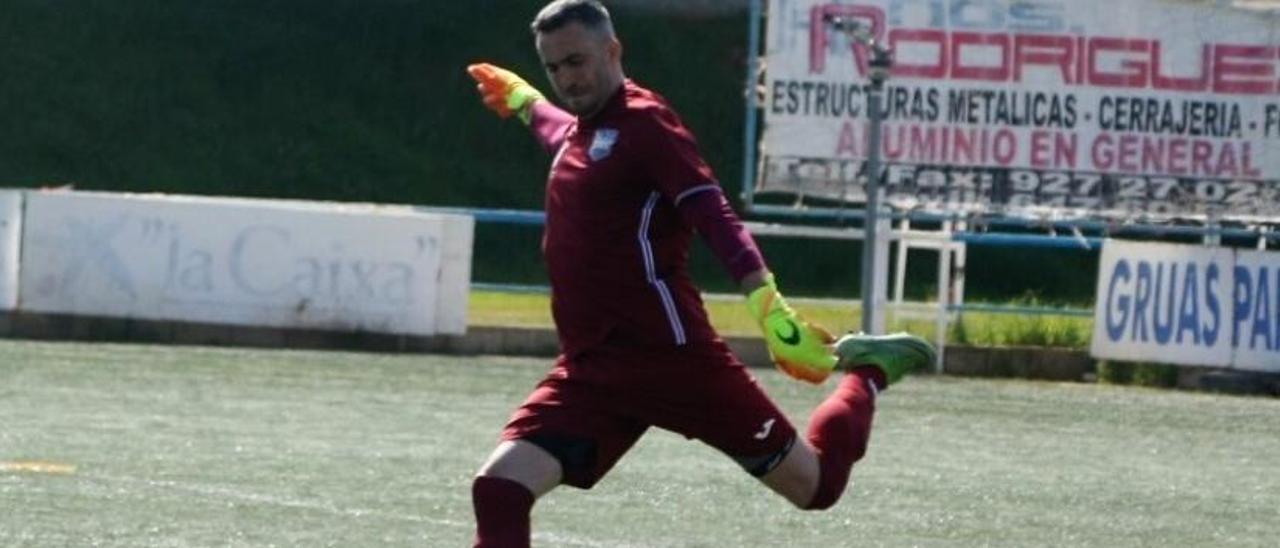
xmin=466 ymin=63 xmax=572 ymax=154
xmin=677 ymin=188 xmax=838 ymax=384
xmin=528 ymin=101 xmax=573 ymax=154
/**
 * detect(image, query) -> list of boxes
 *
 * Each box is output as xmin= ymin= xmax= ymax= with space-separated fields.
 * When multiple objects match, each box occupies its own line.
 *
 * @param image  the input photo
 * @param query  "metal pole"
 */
xmin=824 ymin=15 xmax=893 ymax=333
xmin=740 ymin=0 xmax=764 ymax=209
xmin=860 ymin=41 xmax=892 ymax=334
xmin=860 ymin=82 xmax=884 ymax=333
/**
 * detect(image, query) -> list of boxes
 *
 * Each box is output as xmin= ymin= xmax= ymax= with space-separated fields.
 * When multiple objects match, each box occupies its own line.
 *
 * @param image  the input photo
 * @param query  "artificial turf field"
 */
xmin=2 ymin=339 xmax=1278 ymax=547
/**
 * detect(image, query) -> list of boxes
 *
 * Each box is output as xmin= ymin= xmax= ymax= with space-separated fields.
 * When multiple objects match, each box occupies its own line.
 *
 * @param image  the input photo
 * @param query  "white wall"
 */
xmin=437 ymin=212 xmax=473 ymax=335
xmin=0 ymin=191 xmax=21 ymax=311
xmin=17 ymin=191 xmax=472 ymax=336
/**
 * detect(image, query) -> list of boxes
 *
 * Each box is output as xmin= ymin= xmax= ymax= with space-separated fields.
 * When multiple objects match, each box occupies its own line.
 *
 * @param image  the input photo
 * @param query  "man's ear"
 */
xmin=608 ymin=38 xmax=622 ymax=63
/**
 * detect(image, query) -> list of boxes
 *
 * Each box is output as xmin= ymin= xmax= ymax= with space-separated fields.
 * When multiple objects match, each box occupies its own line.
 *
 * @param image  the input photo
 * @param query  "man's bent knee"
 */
xmin=732 ymin=435 xmax=795 ymax=478
xmin=476 ymin=440 xmax=563 ymax=498
xmin=803 ymin=449 xmax=853 ymax=511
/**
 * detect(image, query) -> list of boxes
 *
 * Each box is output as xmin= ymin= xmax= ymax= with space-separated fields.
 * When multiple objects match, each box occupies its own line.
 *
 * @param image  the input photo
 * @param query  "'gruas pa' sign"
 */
xmin=1092 ymin=240 xmax=1280 ymax=372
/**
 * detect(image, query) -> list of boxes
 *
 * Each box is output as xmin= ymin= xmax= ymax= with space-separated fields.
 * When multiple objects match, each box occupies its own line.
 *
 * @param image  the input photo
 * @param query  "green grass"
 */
xmin=3 ymin=339 xmax=1278 ymax=546
xmin=470 ymin=290 xmax=1094 ymax=348
xmin=946 ymin=310 xmax=1092 ymax=348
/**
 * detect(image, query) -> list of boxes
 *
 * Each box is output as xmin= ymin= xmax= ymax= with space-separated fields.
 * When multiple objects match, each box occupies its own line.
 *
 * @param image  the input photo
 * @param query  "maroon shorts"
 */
xmin=500 ymin=338 xmax=797 ymax=489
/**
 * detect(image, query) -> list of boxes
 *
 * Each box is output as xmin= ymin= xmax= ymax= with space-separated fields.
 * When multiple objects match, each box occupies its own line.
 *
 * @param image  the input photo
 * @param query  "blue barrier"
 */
xmin=471 ymin=282 xmax=549 ymax=294
xmin=421 ymin=205 xmax=1264 ymax=251
xmin=415 ymin=206 xmax=545 ymax=226
xmin=953 ymin=233 xmax=1102 ymax=251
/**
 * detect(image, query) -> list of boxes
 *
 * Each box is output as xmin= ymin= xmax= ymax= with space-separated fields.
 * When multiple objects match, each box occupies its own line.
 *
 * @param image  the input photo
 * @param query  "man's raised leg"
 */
xmin=760 ymin=369 xmax=879 ymax=509
xmin=800 ymin=369 xmax=880 ymax=509
xmin=761 ymin=332 xmax=935 ymax=509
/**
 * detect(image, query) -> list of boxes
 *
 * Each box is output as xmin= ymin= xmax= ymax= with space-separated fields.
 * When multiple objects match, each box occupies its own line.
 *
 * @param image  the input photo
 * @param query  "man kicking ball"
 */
xmin=464 ymin=2 xmax=936 ymax=546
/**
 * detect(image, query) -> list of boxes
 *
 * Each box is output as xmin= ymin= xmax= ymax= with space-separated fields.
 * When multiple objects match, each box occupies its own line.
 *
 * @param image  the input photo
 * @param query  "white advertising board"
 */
xmin=19 ymin=192 xmax=472 ymax=336
xmin=0 ymin=191 xmax=21 ymax=311
xmin=1092 ymin=239 xmax=1280 ymax=371
xmin=760 ymin=0 xmax=1280 ymax=221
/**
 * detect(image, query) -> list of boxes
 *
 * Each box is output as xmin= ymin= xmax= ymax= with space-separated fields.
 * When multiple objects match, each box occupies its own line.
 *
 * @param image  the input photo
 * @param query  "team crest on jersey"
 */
xmin=588 ymin=128 xmax=619 ymax=161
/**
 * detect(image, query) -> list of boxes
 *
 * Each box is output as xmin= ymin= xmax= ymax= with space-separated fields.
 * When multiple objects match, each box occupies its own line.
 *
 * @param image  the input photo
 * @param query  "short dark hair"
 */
xmin=531 ymin=0 xmax=615 ymax=36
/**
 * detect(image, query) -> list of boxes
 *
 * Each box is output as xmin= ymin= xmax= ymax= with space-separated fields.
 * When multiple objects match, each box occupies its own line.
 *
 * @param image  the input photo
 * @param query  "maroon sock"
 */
xmin=853 ymin=365 xmax=888 ymax=393
xmin=804 ymin=371 xmax=877 ymax=510
xmin=472 ymin=476 xmax=535 ymax=548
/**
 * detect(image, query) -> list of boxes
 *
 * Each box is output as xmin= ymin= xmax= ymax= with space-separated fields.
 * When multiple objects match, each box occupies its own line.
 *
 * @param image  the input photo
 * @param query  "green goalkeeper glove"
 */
xmin=747 ymin=273 xmax=838 ymax=384
xmin=466 ymin=62 xmax=545 ymax=125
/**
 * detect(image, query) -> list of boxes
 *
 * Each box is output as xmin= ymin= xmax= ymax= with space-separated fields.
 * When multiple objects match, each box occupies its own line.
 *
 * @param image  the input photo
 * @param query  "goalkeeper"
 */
xmin=466 ymin=2 xmax=935 ymax=546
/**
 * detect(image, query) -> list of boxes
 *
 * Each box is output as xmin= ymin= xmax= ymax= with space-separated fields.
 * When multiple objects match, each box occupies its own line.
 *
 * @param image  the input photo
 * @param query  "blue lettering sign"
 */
xmin=1204 ymin=263 xmax=1221 ymax=346
xmin=1176 ymin=263 xmax=1200 ymax=345
xmin=1008 ymin=1 xmax=1066 ymax=32
xmin=1132 ymin=261 xmax=1152 ymax=342
xmin=1103 ymin=257 xmax=1226 ymax=349
xmin=886 ymin=0 xmax=1067 ymax=31
xmin=951 ymin=0 xmax=1005 ymax=29
xmin=1106 ymin=259 xmax=1131 ymax=342
xmin=1233 ymin=265 xmax=1252 ymax=349
xmin=1251 ymin=267 xmax=1272 ymax=351
xmin=1152 ymin=263 xmax=1176 ymax=344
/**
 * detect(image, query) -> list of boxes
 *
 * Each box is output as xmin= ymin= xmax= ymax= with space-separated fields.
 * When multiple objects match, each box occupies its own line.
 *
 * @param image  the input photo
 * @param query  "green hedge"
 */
xmin=1097 ymin=361 xmax=1180 ymax=388
xmin=0 ymin=0 xmax=1096 ymax=303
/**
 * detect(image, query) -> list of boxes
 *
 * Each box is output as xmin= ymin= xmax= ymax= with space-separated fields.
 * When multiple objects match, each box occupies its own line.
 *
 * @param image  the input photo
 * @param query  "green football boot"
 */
xmin=834 ymin=332 xmax=937 ymax=385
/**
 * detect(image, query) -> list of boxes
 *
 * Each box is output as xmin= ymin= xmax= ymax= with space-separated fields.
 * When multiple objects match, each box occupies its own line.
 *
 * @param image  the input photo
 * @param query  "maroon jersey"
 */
xmin=537 ymin=80 xmax=722 ymax=357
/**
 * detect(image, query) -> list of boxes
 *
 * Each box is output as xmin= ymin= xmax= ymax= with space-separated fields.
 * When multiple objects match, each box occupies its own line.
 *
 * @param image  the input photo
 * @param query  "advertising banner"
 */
xmin=1092 ymin=239 xmax=1279 ymax=371
xmin=19 ymin=192 xmax=472 ymax=336
xmin=760 ymin=0 xmax=1280 ymax=222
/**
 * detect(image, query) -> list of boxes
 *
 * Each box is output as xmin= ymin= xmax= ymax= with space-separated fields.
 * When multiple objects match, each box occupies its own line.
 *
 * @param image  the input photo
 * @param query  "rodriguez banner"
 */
xmin=759 ymin=0 xmax=1280 ymax=221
